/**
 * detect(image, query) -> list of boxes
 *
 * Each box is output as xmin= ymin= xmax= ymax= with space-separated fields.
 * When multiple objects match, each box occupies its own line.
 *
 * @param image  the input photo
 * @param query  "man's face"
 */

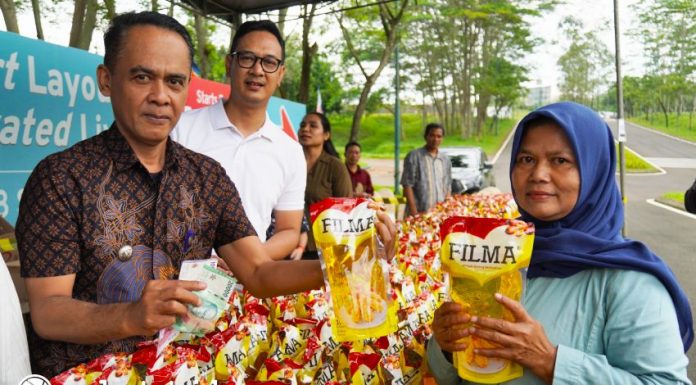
xmin=97 ymin=25 xmax=190 ymax=147
xmin=345 ymin=145 xmax=361 ymax=166
xmin=425 ymin=127 xmax=444 ymax=151
xmin=227 ymin=31 xmax=285 ymax=108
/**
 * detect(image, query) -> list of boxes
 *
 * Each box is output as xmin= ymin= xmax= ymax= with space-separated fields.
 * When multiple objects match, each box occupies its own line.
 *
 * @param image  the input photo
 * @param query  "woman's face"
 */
xmin=298 ymin=114 xmax=329 ymax=147
xmin=512 ymin=123 xmax=580 ymax=222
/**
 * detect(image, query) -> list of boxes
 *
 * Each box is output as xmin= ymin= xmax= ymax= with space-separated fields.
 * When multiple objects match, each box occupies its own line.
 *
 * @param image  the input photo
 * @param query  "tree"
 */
xmin=0 ymin=0 xmax=19 ymax=33
xmin=68 ymin=0 xmax=99 ymax=50
xmin=193 ymin=13 xmax=210 ymax=78
xmin=475 ymin=57 xmax=527 ymax=134
xmin=556 ymin=16 xmax=611 ymax=109
xmin=186 ymin=16 xmax=228 ymax=82
xmin=402 ymin=0 xmax=549 ymax=138
xmin=626 ymin=0 xmax=695 ymax=128
xmin=280 ymin=38 xmax=347 ymax=114
xmin=31 ymin=0 xmax=43 ymax=40
xmin=298 ymin=4 xmax=318 ymax=104
xmin=337 ymin=0 xmax=412 ymax=141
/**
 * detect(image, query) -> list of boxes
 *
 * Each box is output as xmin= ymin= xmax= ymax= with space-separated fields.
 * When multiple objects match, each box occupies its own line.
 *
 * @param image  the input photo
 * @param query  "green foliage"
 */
xmin=185 ymin=19 xmax=228 ymax=82
xmin=402 ymin=0 xmax=552 ymax=138
xmin=632 ymin=0 xmax=696 ymax=76
xmin=365 ymin=88 xmax=388 ymax=114
xmin=620 ymin=0 xmax=696 ymax=129
xmin=631 ymin=113 xmax=696 ymax=142
xmin=474 ymin=57 xmax=528 ymax=118
xmin=620 ymin=145 xmax=656 ymax=172
xmin=279 ymin=42 xmax=347 ymax=114
xmin=556 ymin=16 xmax=612 ymax=109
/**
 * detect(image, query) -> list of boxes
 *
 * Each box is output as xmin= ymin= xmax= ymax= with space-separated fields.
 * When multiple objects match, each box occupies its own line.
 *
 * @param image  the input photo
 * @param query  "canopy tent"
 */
xmin=181 ymin=0 xmax=334 ymax=24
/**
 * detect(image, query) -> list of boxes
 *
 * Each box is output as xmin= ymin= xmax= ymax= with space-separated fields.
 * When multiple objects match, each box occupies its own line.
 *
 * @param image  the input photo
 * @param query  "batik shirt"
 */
xmin=17 ymin=125 xmax=256 ymax=377
xmin=400 ymin=147 xmax=452 ymax=215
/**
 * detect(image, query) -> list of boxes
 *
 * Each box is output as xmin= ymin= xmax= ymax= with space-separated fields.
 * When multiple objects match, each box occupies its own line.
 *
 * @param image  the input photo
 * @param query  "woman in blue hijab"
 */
xmin=427 ymin=102 xmax=692 ymax=384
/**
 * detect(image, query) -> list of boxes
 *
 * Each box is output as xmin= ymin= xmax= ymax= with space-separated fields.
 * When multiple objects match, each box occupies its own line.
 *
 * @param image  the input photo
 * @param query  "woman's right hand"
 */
xmin=432 ymin=301 xmax=471 ymax=352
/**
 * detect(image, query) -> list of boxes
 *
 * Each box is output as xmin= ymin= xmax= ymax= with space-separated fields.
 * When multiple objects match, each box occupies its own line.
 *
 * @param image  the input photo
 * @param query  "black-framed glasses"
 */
xmin=230 ymin=51 xmax=283 ymax=73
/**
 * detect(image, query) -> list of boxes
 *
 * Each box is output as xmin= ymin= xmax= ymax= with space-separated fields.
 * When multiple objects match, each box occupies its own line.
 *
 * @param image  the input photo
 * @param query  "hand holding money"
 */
xmin=125 ymin=279 xmax=207 ymax=337
xmin=173 ymin=260 xmax=237 ymax=335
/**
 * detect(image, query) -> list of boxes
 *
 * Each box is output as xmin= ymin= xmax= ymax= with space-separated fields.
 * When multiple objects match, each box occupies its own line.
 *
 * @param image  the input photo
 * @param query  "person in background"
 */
xmin=172 ymin=20 xmax=305 ymax=261
xmin=298 ymin=112 xmax=352 ymax=259
xmin=344 ymin=141 xmax=374 ymax=198
xmin=401 ymin=122 xmax=452 ymax=216
xmin=684 ymin=179 xmax=696 ymax=213
xmin=428 ymin=102 xmax=692 ymax=384
xmin=16 ymin=12 xmax=398 ymax=377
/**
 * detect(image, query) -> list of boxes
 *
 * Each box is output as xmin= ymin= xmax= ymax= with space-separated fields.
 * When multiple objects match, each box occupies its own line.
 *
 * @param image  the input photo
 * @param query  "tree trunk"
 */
xmin=277 ymin=7 xmax=287 ymax=36
xmin=77 ymin=0 xmax=99 ymax=50
xmin=168 ymin=0 xmax=174 ymax=17
xmin=0 ymin=0 xmax=19 ymax=33
xmin=69 ymin=0 xmax=87 ymax=47
xmin=298 ymin=4 xmax=317 ymax=104
xmin=194 ymin=14 xmax=209 ymax=78
xmin=341 ymin=0 xmax=410 ymax=141
xmin=690 ymin=96 xmax=695 ymax=130
xmin=658 ymin=98 xmax=669 ymax=129
xmin=475 ymin=93 xmax=490 ymax=137
xmin=31 ymin=0 xmax=44 ymax=39
xmin=350 ymin=77 xmax=376 ymax=141
xmin=151 ymin=0 xmax=158 ymax=12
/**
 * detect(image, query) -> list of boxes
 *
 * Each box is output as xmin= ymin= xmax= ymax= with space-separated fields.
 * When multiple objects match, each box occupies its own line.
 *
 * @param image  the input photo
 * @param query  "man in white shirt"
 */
xmin=172 ymin=20 xmax=305 ymax=260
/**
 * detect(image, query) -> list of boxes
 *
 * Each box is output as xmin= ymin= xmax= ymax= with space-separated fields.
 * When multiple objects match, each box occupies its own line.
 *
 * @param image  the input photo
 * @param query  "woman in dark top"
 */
xmin=298 ymin=112 xmax=352 ymax=258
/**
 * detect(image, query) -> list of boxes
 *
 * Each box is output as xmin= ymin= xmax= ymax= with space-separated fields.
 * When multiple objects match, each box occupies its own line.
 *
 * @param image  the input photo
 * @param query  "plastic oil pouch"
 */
xmin=439 ymin=217 xmax=534 ymax=384
xmin=310 ymin=198 xmax=398 ymax=342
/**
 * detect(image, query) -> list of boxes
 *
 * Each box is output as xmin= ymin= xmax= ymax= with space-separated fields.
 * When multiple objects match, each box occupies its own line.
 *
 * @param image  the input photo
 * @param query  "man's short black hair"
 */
xmin=345 ymin=141 xmax=361 ymax=152
xmin=231 ymin=20 xmax=285 ymax=60
xmin=424 ymin=123 xmax=444 ymax=138
xmin=103 ymin=11 xmax=194 ymax=71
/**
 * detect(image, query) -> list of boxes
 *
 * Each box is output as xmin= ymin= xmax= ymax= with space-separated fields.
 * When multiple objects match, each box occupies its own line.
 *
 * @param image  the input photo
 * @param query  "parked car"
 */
xmin=440 ymin=146 xmax=495 ymax=194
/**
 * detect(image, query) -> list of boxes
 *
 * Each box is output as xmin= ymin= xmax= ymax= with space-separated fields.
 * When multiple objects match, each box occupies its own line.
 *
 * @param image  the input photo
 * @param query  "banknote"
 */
xmin=173 ymin=261 xmax=237 ymax=335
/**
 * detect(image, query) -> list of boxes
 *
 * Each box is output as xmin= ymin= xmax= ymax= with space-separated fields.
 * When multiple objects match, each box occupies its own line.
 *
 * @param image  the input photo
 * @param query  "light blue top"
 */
xmin=427 ymin=269 xmax=691 ymax=384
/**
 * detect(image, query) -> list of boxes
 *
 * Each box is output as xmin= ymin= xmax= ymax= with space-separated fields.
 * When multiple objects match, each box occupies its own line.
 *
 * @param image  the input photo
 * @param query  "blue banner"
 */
xmin=0 ymin=32 xmax=307 ymax=226
xmin=0 ymin=32 xmax=113 ymax=225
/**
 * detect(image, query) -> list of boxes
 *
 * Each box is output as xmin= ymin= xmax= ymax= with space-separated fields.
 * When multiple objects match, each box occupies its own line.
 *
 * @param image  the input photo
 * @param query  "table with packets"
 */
xmin=52 ymin=193 xmax=522 ymax=385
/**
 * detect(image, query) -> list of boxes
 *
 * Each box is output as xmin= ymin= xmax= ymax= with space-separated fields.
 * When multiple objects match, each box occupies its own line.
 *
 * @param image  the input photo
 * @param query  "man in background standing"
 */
xmin=172 ymin=20 xmax=305 ymax=260
xmin=344 ymin=141 xmax=374 ymax=198
xmin=400 ymin=123 xmax=452 ymax=216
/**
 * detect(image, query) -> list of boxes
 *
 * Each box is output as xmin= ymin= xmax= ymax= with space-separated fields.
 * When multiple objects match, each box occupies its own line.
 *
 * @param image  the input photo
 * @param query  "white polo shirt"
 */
xmin=171 ymin=101 xmax=306 ymax=241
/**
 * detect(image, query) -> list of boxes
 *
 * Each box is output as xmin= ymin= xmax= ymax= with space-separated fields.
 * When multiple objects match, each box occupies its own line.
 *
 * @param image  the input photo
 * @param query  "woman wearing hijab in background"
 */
xmin=427 ymin=102 xmax=693 ymax=384
xmin=298 ymin=112 xmax=352 ymax=259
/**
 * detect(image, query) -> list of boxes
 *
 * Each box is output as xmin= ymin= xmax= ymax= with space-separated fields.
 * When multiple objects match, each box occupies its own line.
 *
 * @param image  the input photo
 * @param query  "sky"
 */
xmin=2 ymin=0 xmax=646 ymax=101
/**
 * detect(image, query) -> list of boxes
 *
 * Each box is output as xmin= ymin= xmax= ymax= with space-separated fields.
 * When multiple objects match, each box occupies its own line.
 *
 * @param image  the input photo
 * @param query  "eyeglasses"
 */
xmin=230 ymin=51 xmax=283 ymax=73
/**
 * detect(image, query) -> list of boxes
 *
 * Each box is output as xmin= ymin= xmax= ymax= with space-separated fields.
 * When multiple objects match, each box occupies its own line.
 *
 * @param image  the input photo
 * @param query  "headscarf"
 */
xmin=509 ymin=101 xmax=693 ymax=351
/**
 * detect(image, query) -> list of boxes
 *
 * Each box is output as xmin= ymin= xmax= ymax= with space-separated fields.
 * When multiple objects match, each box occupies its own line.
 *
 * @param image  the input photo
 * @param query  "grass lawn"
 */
xmin=662 ymin=191 xmax=685 ymax=203
xmin=630 ymin=113 xmax=696 ymax=143
xmin=620 ymin=144 xmax=658 ymax=173
xmin=655 ymin=191 xmax=685 ymax=211
xmin=330 ymin=112 xmax=522 ymax=159
xmin=327 ymin=112 xmax=656 ymax=174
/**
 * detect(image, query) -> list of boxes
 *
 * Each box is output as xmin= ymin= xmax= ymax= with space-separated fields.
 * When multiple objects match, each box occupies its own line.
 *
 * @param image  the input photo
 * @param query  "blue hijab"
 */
xmin=510 ymin=102 xmax=693 ymax=351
